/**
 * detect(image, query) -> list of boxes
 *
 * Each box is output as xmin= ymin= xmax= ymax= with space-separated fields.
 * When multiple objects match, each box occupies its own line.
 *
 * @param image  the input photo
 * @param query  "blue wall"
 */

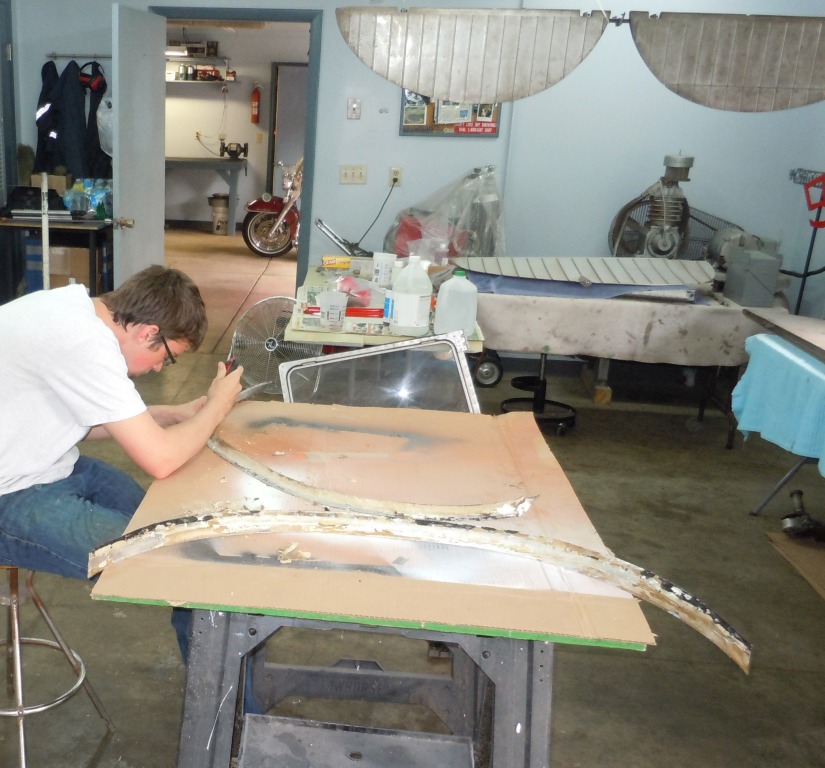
xmin=10 ymin=0 xmax=825 ymax=314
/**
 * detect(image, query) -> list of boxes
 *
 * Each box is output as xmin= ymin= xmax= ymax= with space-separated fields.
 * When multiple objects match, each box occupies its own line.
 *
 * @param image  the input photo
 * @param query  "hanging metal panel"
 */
xmin=336 ymin=7 xmax=609 ymax=103
xmin=631 ymin=13 xmax=825 ymax=112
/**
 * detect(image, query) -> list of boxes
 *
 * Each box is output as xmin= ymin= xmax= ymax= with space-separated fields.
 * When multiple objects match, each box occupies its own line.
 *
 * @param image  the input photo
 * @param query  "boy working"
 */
xmin=0 ymin=264 xmax=242 ymax=579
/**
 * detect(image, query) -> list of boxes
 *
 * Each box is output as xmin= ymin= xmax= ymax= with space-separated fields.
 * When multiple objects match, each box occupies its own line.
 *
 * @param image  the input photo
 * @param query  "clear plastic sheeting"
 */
xmin=383 ymin=165 xmax=506 ymax=260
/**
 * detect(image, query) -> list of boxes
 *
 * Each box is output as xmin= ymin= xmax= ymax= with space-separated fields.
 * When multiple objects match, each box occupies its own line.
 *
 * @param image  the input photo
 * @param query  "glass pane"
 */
xmin=283 ymin=340 xmax=477 ymax=413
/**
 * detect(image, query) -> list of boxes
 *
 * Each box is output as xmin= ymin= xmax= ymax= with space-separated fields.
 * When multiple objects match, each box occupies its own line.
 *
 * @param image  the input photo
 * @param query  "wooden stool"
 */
xmin=0 ymin=567 xmax=116 ymax=767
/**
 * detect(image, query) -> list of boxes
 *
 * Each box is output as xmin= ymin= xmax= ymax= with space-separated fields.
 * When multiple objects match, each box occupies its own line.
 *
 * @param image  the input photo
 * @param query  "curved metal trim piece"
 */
xmin=207 ymin=433 xmax=533 ymax=521
xmin=88 ymin=506 xmax=751 ymax=673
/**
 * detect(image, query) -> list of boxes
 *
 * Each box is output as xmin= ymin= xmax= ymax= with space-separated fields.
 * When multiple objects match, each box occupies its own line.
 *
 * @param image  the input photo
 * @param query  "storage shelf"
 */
xmin=165 ymin=56 xmax=235 ymax=84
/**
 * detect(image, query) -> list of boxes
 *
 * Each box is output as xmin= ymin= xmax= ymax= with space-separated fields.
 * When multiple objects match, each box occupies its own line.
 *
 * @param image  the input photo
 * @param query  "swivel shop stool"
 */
xmin=0 ymin=567 xmax=116 ymax=767
xmin=501 ymin=352 xmax=577 ymax=436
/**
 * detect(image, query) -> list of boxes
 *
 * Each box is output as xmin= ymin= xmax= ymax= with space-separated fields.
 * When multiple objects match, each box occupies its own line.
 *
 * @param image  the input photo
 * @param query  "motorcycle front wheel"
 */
xmin=242 ymin=211 xmax=294 ymax=257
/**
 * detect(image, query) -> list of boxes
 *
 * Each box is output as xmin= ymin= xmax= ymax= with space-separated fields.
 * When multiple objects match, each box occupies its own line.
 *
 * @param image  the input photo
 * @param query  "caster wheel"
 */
xmin=472 ymin=351 xmax=503 ymax=388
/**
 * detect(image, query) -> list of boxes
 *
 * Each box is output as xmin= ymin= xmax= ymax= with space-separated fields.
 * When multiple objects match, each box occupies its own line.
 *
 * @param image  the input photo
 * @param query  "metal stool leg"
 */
xmin=8 ymin=568 xmax=27 ymax=767
xmin=0 ymin=568 xmax=117 ymax=767
xmin=24 ymin=572 xmax=117 ymax=733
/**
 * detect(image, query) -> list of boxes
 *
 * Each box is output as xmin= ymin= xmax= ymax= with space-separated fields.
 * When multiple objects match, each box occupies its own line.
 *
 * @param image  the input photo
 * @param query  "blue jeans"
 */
xmin=0 ymin=456 xmax=144 ymax=579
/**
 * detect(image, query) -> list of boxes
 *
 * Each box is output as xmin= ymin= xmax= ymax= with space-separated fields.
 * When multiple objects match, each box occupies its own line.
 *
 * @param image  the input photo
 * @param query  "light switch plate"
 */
xmin=340 ymin=165 xmax=367 ymax=184
xmin=347 ymin=98 xmax=362 ymax=120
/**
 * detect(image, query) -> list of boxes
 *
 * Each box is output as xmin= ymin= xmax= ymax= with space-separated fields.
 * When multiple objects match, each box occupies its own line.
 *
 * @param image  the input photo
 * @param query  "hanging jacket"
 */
xmin=34 ymin=60 xmax=88 ymax=180
xmin=81 ymin=61 xmax=111 ymax=178
xmin=32 ymin=60 xmax=59 ymax=174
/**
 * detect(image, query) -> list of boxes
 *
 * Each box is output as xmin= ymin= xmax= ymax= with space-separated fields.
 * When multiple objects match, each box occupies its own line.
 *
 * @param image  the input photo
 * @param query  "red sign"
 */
xmin=803 ymin=173 xmax=825 ymax=228
xmin=453 ymin=122 xmax=498 ymax=135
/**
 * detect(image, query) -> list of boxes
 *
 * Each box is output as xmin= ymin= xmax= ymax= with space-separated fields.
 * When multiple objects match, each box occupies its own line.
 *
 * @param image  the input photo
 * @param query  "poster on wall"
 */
xmin=400 ymin=89 xmax=500 ymax=138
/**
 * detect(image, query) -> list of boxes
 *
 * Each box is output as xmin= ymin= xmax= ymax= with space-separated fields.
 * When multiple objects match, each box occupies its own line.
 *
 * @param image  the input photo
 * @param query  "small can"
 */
xmin=187 ymin=65 xmax=195 ymax=81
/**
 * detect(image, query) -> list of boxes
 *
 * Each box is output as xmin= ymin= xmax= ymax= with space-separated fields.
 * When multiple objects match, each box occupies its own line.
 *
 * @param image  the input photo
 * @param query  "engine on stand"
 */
xmin=608 ymin=154 xmax=694 ymax=260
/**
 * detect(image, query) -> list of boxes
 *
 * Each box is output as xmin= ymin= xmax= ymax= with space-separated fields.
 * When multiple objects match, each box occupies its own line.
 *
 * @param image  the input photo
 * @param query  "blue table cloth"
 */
xmin=732 ymin=333 xmax=825 ymax=474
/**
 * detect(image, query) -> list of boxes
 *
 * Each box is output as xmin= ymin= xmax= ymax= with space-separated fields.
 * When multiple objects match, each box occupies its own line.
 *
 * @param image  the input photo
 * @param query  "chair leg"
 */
xmin=1 ymin=567 xmax=116 ymax=768
xmin=24 ymin=572 xmax=117 ymax=734
xmin=7 ymin=568 xmax=28 ymax=768
xmin=748 ymin=457 xmax=815 ymax=517
xmin=5 ymin=576 xmax=13 ymax=697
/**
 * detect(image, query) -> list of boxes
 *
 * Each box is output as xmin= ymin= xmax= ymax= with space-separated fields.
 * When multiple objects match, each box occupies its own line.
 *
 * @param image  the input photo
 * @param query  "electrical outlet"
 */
xmin=195 ymin=130 xmax=201 ymax=140
xmin=390 ymin=167 xmax=402 ymax=186
xmin=340 ymin=164 xmax=367 ymax=184
xmin=255 ymin=132 xmax=263 ymax=144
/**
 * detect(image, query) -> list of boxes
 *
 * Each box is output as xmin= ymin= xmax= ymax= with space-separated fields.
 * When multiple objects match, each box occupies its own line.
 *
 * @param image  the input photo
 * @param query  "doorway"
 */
xmin=156 ymin=7 xmax=321 ymax=286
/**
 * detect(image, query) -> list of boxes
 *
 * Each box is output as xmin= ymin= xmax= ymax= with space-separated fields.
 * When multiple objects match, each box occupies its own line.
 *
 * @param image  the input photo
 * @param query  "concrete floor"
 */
xmin=2 ymin=229 xmax=825 ymax=767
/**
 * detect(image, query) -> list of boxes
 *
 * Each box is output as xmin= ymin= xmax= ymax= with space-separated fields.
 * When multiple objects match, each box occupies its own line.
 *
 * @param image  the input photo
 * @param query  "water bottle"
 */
xmin=389 ymin=254 xmax=432 ymax=337
xmin=433 ymin=269 xmax=478 ymax=338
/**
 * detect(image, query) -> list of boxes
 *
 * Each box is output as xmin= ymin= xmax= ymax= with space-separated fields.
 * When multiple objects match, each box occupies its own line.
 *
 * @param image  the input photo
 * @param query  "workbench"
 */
xmin=91 ymin=401 xmax=652 ymax=767
xmin=452 ymin=255 xmax=762 ymax=367
xmin=165 ymin=157 xmax=247 ymax=235
xmin=476 ymin=291 xmax=762 ymax=367
xmin=0 ymin=216 xmax=113 ymax=296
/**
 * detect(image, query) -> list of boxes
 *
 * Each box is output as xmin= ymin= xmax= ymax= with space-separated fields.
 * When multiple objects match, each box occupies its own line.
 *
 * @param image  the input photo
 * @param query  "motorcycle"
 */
xmin=242 ymin=157 xmax=302 ymax=257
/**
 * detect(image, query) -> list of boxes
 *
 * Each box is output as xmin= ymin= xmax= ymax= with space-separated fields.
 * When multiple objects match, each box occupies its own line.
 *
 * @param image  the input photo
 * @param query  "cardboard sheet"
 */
xmin=92 ymin=402 xmax=653 ymax=649
xmin=768 ymin=532 xmax=825 ymax=602
xmin=744 ymin=307 xmax=825 ymax=361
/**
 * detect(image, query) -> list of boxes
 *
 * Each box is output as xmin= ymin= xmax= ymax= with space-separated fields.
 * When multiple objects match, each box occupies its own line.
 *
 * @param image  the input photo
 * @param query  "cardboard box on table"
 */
xmin=25 ymin=241 xmax=89 ymax=290
xmin=29 ymin=173 xmax=69 ymax=196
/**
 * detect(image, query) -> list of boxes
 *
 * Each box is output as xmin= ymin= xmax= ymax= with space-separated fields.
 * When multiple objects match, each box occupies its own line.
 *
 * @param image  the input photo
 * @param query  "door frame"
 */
xmin=151 ymin=6 xmax=321 ymax=286
xmin=0 ymin=0 xmax=18 ymax=300
xmin=0 ymin=0 xmax=16 ymax=198
xmin=267 ymin=62 xmax=308 ymax=196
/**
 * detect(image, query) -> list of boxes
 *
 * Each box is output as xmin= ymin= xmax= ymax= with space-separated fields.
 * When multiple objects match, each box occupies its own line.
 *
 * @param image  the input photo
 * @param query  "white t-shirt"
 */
xmin=0 ymin=284 xmax=147 ymax=494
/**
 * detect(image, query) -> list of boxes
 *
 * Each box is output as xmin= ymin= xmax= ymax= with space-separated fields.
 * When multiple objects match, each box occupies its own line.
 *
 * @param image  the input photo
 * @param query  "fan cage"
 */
xmin=229 ymin=297 xmax=321 ymax=395
xmin=609 ymin=204 xmax=742 ymax=261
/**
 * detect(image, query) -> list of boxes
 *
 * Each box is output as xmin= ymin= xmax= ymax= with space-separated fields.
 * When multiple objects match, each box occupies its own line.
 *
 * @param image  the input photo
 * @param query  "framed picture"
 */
xmin=400 ymin=89 xmax=500 ymax=138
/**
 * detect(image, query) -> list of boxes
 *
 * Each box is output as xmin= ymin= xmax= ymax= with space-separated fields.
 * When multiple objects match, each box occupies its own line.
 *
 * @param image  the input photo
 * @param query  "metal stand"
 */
xmin=501 ymin=352 xmax=576 ymax=435
xmin=0 ymin=569 xmax=116 ymax=767
xmin=697 ymin=365 xmax=741 ymax=450
xmin=748 ymin=457 xmax=816 ymax=516
xmin=178 ymin=611 xmax=553 ymax=768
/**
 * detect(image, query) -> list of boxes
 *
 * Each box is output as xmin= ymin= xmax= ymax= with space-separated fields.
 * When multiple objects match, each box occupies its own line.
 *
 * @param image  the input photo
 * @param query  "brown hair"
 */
xmin=100 ymin=265 xmax=207 ymax=350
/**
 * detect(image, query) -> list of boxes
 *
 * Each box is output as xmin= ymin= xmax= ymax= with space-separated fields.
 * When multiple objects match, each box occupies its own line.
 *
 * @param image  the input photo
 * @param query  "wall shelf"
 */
xmin=165 ymin=57 xmax=235 ymax=84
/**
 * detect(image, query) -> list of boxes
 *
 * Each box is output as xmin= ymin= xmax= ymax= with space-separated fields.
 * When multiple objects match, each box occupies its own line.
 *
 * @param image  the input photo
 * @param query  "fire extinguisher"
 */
xmin=251 ymin=83 xmax=261 ymax=125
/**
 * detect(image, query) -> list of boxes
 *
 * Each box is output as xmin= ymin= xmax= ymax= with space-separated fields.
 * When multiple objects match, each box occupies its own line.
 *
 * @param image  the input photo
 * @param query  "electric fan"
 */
xmin=228 ymin=297 xmax=322 ymax=396
xmin=608 ymin=154 xmax=694 ymax=259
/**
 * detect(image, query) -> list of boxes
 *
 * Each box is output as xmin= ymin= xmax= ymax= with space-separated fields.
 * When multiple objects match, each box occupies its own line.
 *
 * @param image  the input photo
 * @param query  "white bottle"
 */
xmin=390 ymin=254 xmax=432 ymax=337
xmin=433 ymin=269 xmax=478 ymax=338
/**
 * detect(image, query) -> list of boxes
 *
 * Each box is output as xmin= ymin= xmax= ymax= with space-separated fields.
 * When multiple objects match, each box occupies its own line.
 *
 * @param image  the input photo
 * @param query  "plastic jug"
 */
xmin=390 ymin=254 xmax=432 ymax=337
xmin=433 ymin=269 xmax=478 ymax=338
